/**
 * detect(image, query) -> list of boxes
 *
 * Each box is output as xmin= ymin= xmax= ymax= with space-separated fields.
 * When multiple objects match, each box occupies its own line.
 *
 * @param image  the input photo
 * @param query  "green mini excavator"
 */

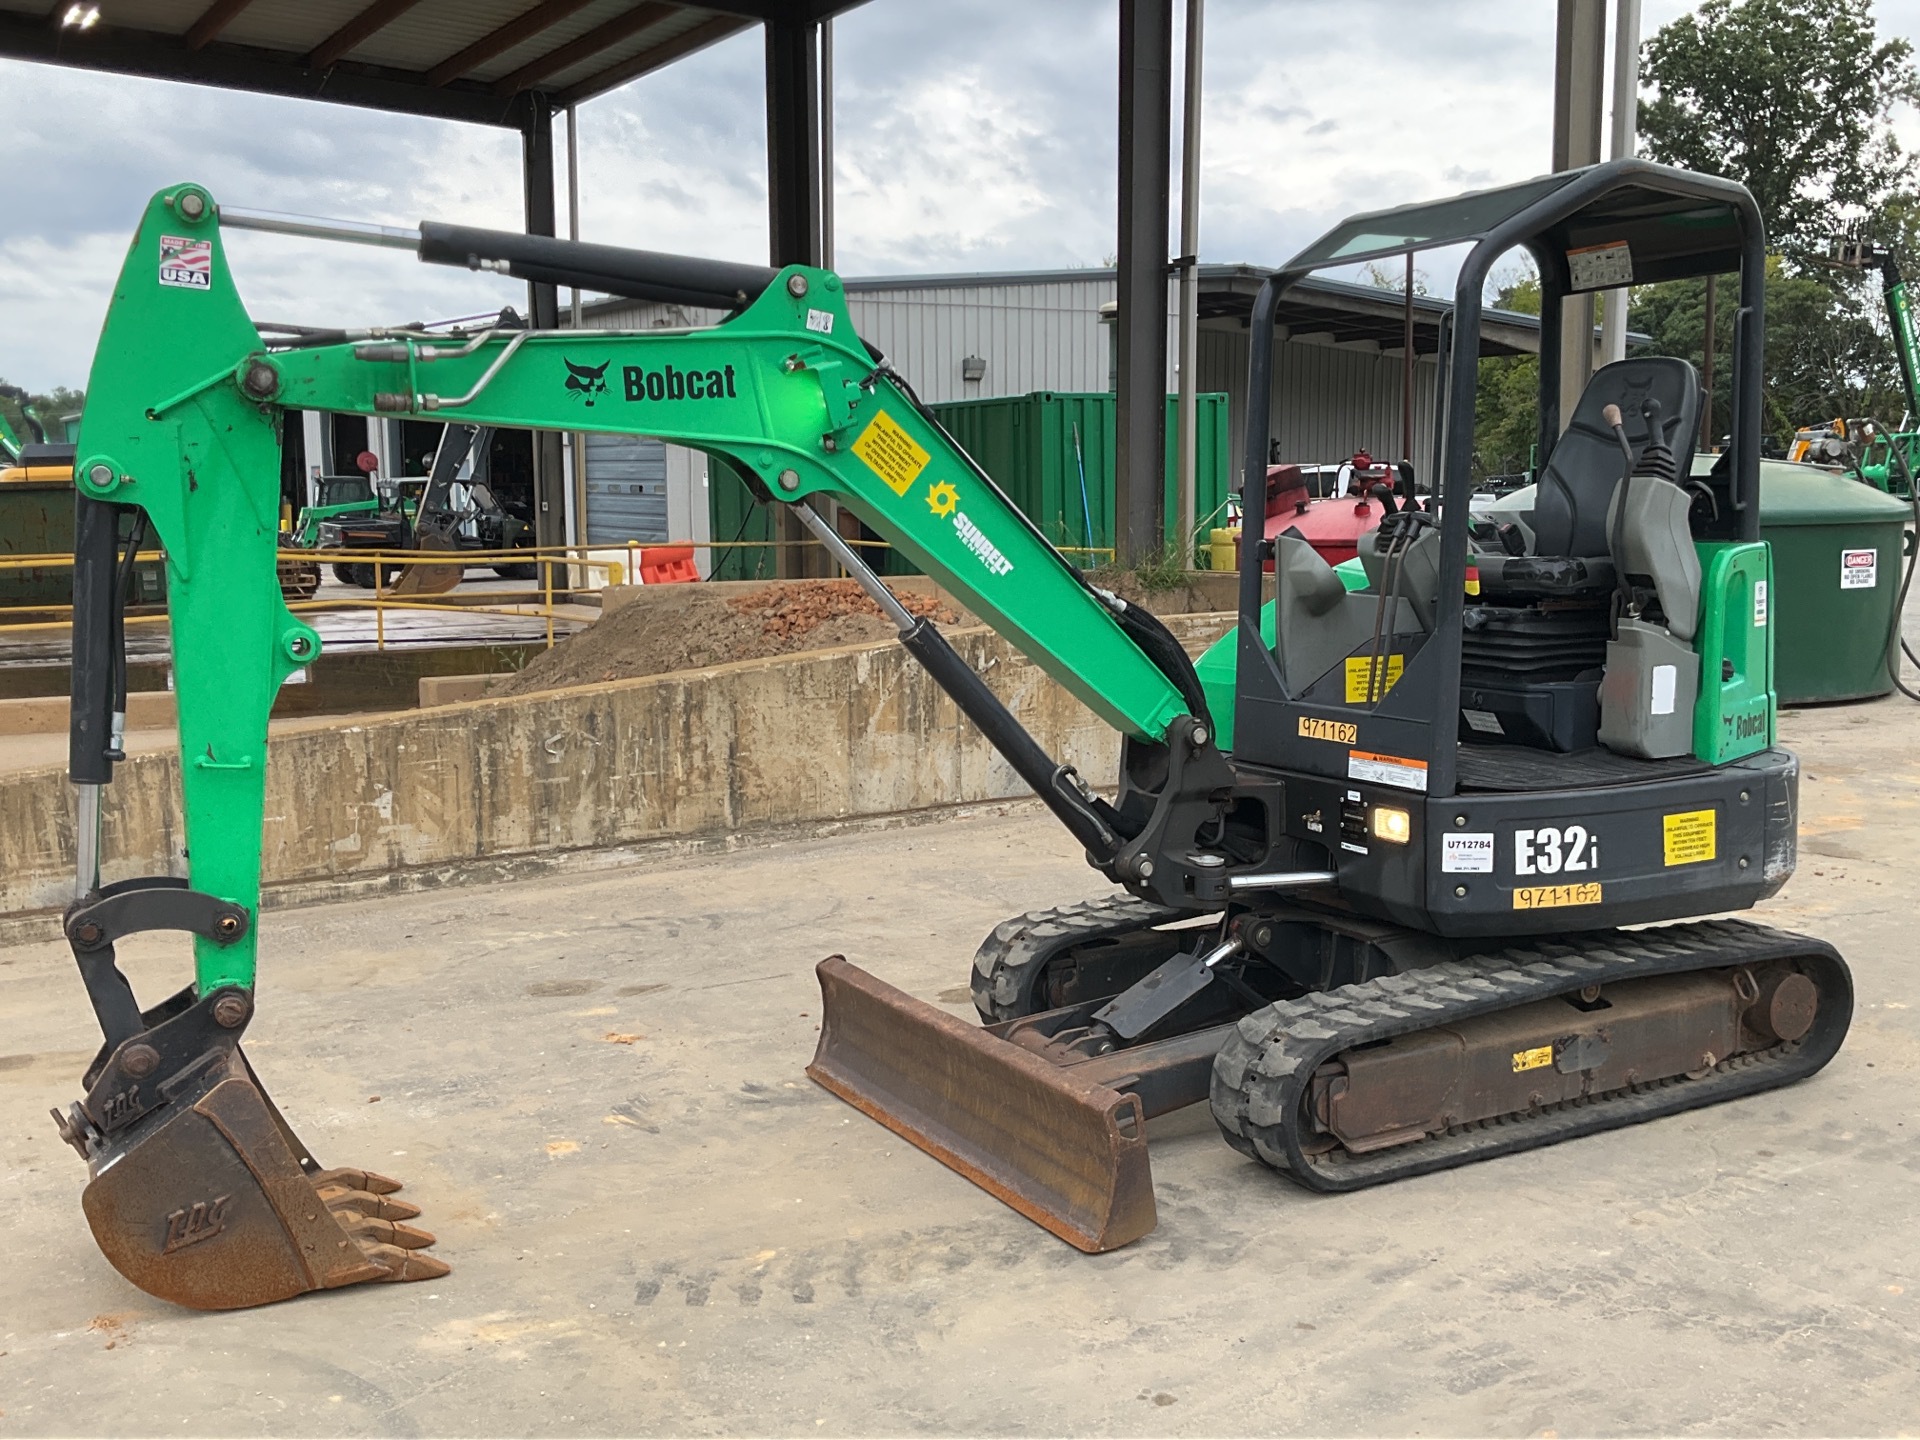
xmin=58 ymin=161 xmax=1850 ymax=1310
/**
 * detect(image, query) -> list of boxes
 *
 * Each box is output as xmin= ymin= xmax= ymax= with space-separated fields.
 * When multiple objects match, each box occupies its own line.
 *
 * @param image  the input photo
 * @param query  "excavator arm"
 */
xmin=57 ymin=183 xmax=1231 ymax=1306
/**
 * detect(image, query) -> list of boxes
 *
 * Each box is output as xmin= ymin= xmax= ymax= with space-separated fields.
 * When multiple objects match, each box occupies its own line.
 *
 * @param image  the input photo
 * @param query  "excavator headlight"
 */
xmin=1370 ymin=805 xmax=1412 ymax=845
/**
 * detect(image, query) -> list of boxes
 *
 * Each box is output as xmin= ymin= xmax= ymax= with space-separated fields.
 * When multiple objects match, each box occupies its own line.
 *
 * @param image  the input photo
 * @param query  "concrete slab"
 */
xmin=1 ymin=699 xmax=1917 ymax=1437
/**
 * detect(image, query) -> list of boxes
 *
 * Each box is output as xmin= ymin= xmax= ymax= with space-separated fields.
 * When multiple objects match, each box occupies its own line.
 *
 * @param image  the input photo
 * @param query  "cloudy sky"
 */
xmin=5 ymin=0 xmax=1919 ymax=390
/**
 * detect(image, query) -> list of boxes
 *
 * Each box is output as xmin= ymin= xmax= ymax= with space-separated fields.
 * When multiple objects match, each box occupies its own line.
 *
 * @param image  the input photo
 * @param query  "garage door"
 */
xmin=585 ymin=432 xmax=668 ymax=544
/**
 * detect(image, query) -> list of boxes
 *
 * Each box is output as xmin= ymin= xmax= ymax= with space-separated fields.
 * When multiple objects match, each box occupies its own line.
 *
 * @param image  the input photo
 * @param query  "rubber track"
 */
xmin=970 ymin=894 xmax=1189 ymax=1023
xmin=1210 ymin=917 xmax=1852 ymax=1192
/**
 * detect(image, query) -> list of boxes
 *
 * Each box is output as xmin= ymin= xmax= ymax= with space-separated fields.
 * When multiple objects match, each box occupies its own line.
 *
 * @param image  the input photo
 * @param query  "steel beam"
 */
xmin=0 ymin=12 xmax=532 ymax=127
xmin=1115 ymin=0 xmax=1174 ymax=565
xmin=492 ymin=1 xmax=676 ymax=94
xmin=765 ymin=14 xmax=822 ymax=268
xmin=765 ymin=9 xmax=826 ymax=576
xmin=308 ymin=0 xmax=429 ymax=71
xmin=427 ymin=0 xmax=595 ymax=87
xmin=1600 ymin=0 xmax=1641 ymax=364
xmin=1551 ymin=0 xmax=1606 ymax=430
xmin=184 ymin=0 xmax=256 ymax=51
xmin=522 ymin=92 xmax=569 ymax=560
xmin=556 ymin=13 xmax=748 ymax=105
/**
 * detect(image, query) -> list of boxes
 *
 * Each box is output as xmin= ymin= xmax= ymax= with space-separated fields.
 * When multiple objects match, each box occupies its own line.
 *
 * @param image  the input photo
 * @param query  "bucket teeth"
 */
xmin=315 ymin=1181 xmax=423 ymax=1221
xmin=311 ymin=1166 xmax=404 ymax=1195
xmin=361 ymin=1244 xmax=454 ymax=1282
xmin=334 ymin=1211 xmax=439 ymax=1251
xmin=75 ymin=1057 xmax=450 ymax=1309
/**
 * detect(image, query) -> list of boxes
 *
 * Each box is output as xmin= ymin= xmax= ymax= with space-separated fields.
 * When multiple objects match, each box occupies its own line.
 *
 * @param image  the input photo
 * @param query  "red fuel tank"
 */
xmin=1263 ymin=452 xmax=1401 ymax=568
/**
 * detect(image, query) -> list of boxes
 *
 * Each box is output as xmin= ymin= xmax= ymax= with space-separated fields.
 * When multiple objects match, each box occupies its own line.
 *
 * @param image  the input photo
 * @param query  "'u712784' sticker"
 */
xmin=159 ymin=234 xmax=212 ymax=290
xmin=1441 ymin=832 xmax=1494 ymax=873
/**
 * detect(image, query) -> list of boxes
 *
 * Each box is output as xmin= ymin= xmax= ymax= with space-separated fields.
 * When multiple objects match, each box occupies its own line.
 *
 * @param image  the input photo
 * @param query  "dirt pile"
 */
xmin=492 ymin=580 xmax=960 ymax=696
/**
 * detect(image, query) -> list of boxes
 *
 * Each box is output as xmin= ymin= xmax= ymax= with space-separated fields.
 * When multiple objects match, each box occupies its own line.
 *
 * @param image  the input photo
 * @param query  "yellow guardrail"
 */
xmin=0 ymin=535 xmax=1121 ymax=651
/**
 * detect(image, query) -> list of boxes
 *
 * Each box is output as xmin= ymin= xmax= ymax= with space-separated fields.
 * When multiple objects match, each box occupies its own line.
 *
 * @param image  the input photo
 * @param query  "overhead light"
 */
xmin=61 ymin=3 xmax=100 ymax=29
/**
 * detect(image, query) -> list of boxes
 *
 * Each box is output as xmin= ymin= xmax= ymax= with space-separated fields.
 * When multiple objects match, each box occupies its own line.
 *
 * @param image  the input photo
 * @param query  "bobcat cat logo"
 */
xmin=563 ymin=358 xmax=610 ymax=406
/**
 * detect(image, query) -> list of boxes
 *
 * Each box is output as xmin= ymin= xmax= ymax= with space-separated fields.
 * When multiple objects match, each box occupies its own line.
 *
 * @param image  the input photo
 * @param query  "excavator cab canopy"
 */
xmin=1283 ymin=162 xmax=1749 ymax=286
xmin=1232 ymin=158 xmax=1768 ymax=796
xmin=1263 ymin=156 xmax=1765 ymax=535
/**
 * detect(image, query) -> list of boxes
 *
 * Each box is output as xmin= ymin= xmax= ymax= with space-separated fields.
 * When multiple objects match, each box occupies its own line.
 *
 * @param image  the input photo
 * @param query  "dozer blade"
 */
xmin=808 ymin=956 xmax=1156 ymax=1252
xmin=71 ymin=1048 xmax=448 ymax=1310
xmin=387 ymin=519 xmax=464 ymax=597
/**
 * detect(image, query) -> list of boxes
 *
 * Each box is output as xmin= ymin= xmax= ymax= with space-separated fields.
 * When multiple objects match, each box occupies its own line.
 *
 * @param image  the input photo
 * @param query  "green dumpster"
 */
xmin=926 ymin=390 xmax=1232 ymax=558
xmin=1708 ymin=458 xmax=1913 ymax=704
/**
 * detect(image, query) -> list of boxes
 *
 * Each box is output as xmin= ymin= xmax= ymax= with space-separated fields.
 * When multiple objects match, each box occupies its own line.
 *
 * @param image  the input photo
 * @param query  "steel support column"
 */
xmin=766 ymin=11 xmax=826 ymax=575
xmin=522 ymin=91 xmax=569 ymax=559
xmin=1551 ymin=0 xmax=1606 ymax=431
xmin=1116 ymin=0 xmax=1174 ymax=566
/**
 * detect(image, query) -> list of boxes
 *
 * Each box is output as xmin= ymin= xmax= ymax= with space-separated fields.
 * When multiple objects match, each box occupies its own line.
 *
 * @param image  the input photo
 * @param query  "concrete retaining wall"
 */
xmin=0 ymin=613 xmax=1235 ymax=924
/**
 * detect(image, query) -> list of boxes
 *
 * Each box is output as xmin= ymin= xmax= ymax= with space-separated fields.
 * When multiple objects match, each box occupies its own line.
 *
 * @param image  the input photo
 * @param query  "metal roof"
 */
xmin=0 ymin=0 xmax=868 ymax=126
xmin=580 ymin=262 xmax=1560 ymax=358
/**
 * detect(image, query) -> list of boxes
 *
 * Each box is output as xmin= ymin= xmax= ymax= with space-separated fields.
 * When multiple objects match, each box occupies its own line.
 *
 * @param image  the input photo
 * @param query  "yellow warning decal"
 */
xmin=1512 ymin=1045 xmax=1554 ymax=1073
xmin=1344 ymin=654 xmax=1405 ymax=703
xmin=852 ymin=410 xmax=930 ymax=497
xmin=1663 ymin=808 xmax=1716 ymax=866
xmin=1513 ymin=883 xmax=1603 ymax=910
xmin=1299 ymin=716 xmax=1358 ymax=745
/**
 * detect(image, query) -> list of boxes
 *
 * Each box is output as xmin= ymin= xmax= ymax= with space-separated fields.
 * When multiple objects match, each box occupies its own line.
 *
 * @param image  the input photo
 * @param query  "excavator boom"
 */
xmin=60 ymin=183 xmax=1217 ymax=1304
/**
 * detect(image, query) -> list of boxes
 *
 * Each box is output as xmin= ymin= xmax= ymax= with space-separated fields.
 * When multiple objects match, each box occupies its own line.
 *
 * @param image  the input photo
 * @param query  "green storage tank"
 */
xmin=1706 ymin=458 xmax=1913 ymax=705
xmin=926 ymin=390 xmax=1232 ymax=559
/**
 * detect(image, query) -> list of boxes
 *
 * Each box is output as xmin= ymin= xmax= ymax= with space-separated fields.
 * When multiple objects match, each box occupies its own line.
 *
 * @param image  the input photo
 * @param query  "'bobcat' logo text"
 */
xmin=623 ymin=363 xmax=737 ymax=403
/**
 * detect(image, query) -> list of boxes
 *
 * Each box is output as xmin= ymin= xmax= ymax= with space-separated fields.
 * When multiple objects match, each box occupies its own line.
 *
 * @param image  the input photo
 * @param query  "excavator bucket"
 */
xmin=808 ymin=956 xmax=1157 ymax=1252
xmin=60 ymin=1027 xmax=447 ymax=1311
xmin=387 ymin=516 xmax=465 ymax=596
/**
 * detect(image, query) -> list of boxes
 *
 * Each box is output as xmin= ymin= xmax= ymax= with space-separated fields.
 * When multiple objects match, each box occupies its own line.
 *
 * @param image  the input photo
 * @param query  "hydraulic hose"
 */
xmin=1883 ymin=443 xmax=1920 ymax=702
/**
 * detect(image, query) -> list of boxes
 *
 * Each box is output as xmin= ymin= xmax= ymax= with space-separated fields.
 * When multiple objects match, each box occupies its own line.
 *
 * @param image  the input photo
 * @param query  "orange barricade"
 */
xmin=638 ymin=545 xmax=699 ymax=584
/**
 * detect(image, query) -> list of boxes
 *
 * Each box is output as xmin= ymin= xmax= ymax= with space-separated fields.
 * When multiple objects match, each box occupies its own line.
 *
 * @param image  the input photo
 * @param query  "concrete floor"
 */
xmin=1 ymin=697 xmax=1917 ymax=1436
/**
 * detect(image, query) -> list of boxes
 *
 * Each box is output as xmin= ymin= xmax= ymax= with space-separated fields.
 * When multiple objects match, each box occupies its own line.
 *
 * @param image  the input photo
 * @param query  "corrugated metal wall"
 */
xmin=1196 ymin=325 xmax=1441 ymax=488
xmin=842 ymin=279 xmax=1117 ymax=403
xmin=583 ymin=431 xmax=668 ymax=544
xmin=585 ymin=281 xmax=1117 ymax=405
xmin=583 ymin=280 xmax=1440 ymax=491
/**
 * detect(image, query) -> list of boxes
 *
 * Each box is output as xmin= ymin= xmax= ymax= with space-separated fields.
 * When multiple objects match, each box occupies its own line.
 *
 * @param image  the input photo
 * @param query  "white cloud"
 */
xmin=3 ymin=0 xmax=1919 ymax=390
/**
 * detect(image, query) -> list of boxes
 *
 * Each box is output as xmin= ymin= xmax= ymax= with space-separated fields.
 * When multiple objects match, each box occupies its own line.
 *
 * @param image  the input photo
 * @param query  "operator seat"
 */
xmin=1476 ymin=357 xmax=1700 ymax=595
xmin=1462 ymin=357 xmax=1704 ymax=753
xmin=1531 ymin=356 xmax=1700 ymax=559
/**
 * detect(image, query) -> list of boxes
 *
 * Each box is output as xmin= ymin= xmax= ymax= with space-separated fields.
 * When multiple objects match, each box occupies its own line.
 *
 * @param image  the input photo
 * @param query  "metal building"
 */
xmin=572 ymin=265 xmax=1547 ymax=550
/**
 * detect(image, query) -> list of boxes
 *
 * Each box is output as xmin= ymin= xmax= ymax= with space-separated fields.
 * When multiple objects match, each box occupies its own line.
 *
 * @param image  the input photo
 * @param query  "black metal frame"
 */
xmin=1234 ymin=158 xmax=1767 ymax=799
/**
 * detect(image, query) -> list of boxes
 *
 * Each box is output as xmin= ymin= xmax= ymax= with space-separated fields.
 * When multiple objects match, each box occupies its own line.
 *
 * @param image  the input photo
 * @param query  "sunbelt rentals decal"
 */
xmin=850 ymin=412 xmax=1013 ymax=579
xmin=927 ymin=479 xmax=1014 ymax=577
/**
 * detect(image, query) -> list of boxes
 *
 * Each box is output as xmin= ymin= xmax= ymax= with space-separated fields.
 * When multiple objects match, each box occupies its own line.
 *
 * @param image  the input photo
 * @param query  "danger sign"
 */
xmin=1841 ymin=548 xmax=1878 ymax=590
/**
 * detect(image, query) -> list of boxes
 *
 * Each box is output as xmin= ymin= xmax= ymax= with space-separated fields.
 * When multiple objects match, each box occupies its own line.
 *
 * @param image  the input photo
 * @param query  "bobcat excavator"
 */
xmin=57 ymin=160 xmax=1849 ymax=1310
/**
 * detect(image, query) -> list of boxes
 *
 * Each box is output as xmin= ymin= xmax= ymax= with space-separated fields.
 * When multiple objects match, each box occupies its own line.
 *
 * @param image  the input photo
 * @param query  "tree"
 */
xmin=1473 ymin=270 xmax=1542 ymax=480
xmin=1639 ymin=0 xmax=1920 ymax=255
xmin=1629 ymin=0 xmax=1920 ymax=444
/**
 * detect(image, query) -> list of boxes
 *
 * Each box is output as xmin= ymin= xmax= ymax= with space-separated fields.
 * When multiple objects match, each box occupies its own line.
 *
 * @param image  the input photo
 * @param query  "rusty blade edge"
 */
xmin=805 ymin=1060 xmax=1148 ymax=1253
xmin=807 ymin=957 xmax=1156 ymax=1253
